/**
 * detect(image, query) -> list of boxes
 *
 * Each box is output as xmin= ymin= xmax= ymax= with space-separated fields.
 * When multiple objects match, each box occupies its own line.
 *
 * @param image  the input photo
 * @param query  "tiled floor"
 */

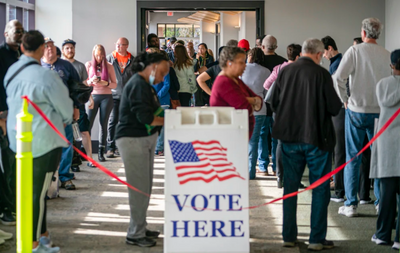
xmin=0 ymin=156 xmax=396 ymax=253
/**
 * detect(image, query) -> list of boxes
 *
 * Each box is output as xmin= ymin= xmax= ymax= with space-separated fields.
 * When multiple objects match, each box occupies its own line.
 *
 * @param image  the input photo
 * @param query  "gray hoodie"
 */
xmin=106 ymin=52 xmax=135 ymax=100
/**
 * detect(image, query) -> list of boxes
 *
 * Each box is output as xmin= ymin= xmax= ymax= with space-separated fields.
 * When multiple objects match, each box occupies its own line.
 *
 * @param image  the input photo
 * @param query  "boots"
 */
xmin=98 ymin=146 xmax=106 ymax=162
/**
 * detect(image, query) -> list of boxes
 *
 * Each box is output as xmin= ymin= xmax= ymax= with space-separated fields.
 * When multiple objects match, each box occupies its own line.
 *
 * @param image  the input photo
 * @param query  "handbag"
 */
xmin=67 ymin=79 xmax=93 ymax=105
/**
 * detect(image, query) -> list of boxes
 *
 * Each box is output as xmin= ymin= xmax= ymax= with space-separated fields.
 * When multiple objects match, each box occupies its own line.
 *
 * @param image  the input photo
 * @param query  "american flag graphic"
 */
xmin=168 ymin=140 xmax=245 ymax=185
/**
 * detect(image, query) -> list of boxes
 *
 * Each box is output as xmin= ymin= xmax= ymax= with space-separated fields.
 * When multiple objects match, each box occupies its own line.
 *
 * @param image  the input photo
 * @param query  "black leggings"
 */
xmin=88 ymin=94 xmax=113 ymax=147
xmin=32 ymin=148 xmax=62 ymax=241
xmin=179 ymin=93 xmax=192 ymax=107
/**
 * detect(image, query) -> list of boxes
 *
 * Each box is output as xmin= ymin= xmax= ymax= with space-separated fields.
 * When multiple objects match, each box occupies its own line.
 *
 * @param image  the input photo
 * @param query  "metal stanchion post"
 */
xmin=16 ymin=98 xmax=33 ymax=253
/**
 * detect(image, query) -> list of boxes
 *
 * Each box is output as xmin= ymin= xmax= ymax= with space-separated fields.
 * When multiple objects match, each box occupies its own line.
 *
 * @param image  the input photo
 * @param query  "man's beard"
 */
xmin=63 ymin=53 xmax=74 ymax=59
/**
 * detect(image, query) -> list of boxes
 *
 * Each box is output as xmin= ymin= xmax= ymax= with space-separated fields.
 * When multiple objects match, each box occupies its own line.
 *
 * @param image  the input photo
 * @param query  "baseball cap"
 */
xmin=44 ymin=37 xmax=54 ymax=44
xmin=390 ymin=49 xmax=400 ymax=65
xmin=238 ymin=39 xmax=250 ymax=52
xmin=62 ymin=39 xmax=76 ymax=47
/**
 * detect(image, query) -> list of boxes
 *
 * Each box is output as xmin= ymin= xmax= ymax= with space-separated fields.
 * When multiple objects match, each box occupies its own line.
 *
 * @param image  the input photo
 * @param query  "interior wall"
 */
xmin=264 ymin=0 xmax=386 ymax=69
xmin=238 ymin=11 xmax=256 ymax=49
xmin=385 ymin=0 xmax=400 ymax=52
xmin=200 ymin=21 xmax=216 ymax=54
xmin=220 ymin=13 xmax=239 ymax=47
xmin=35 ymin=0 xmax=72 ymax=47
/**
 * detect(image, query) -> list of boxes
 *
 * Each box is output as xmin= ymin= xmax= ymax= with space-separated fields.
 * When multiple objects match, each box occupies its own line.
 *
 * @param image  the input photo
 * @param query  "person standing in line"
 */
xmin=6 ymin=30 xmax=73 ymax=253
xmin=62 ymin=39 xmax=96 ymax=168
xmin=0 ymin=19 xmax=23 ymax=226
xmin=270 ymin=38 xmax=342 ymax=251
xmin=259 ymin=35 xmax=287 ymax=176
xmin=333 ymin=18 xmax=391 ymax=217
xmin=210 ymin=47 xmax=263 ymax=139
xmin=85 ymin=44 xmax=117 ymax=162
xmin=186 ymin=41 xmax=196 ymax=59
xmin=174 ymin=45 xmax=198 ymax=106
xmin=370 ymin=49 xmax=400 ymax=250
xmin=264 ymin=43 xmax=302 ymax=188
xmin=106 ymin=37 xmax=135 ymax=158
xmin=321 ymin=36 xmax=346 ymax=202
xmin=226 ymin=39 xmax=238 ymax=47
xmin=116 ymin=52 xmax=169 ymax=247
xmin=147 ymin=33 xmax=160 ymax=49
xmin=41 ymin=37 xmax=81 ymax=190
xmin=241 ymin=47 xmax=270 ymax=180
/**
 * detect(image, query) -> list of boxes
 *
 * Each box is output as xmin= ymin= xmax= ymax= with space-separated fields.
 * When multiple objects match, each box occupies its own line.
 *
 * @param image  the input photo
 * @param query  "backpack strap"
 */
xmin=6 ymin=61 xmax=39 ymax=88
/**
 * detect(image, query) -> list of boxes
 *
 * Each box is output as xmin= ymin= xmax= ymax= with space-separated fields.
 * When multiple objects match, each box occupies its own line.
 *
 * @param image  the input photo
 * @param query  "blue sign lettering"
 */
xmin=228 ymin=194 xmax=242 ymax=211
xmin=172 ymin=194 xmax=190 ymax=211
xmin=172 ymin=220 xmax=190 ymax=237
xmin=194 ymin=220 xmax=208 ymax=237
xmin=191 ymin=194 xmax=208 ymax=211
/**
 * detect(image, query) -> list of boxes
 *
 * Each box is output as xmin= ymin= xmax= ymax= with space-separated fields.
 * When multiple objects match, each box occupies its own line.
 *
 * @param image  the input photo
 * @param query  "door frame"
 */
xmin=137 ymin=1 xmax=265 ymax=53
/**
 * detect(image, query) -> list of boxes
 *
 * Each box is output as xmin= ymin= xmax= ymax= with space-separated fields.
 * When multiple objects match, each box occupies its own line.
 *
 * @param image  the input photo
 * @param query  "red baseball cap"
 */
xmin=238 ymin=39 xmax=250 ymax=52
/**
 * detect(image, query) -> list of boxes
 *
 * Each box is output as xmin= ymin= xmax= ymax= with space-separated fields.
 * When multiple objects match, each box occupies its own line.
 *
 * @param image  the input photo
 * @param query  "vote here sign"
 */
xmin=164 ymin=108 xmax=249 ymax=253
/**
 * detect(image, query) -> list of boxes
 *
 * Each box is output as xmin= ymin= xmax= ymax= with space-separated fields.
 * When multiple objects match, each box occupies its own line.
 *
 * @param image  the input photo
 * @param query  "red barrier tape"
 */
xmin=22 ymin=96 xmax=400 ymax=209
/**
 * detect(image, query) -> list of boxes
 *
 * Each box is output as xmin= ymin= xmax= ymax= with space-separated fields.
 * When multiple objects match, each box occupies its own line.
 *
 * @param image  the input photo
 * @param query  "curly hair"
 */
xmin=219 ymin=47 xmax=246 ymax=68
xmin=247 ymin=47 xmax=264 ymax=65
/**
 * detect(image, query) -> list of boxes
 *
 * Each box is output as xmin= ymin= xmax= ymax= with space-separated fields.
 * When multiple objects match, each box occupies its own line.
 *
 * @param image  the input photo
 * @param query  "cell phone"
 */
xmin=97 ymin=76 xmax=101 ymax=80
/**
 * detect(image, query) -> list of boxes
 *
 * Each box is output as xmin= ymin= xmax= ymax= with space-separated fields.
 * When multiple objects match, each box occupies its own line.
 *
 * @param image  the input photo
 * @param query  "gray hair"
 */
xmin=4 ymin=19 xmax=21 ymax=33
xmin=226 ymin=39 xmax=238 ymax=47
xmin=262 ymin=35 xmax=277 ymax=51
xmin=302 ymin=38 xmax=325 ymax=55
xmin=362 ymin=17 xmax=383 ymax=39
xmin=219 ymin=46 xmax=245 ymax=68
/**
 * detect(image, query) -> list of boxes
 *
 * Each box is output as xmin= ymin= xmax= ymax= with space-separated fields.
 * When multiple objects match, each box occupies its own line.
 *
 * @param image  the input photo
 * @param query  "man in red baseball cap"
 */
xmin=238 ymin=39 xmax=250 ymax=52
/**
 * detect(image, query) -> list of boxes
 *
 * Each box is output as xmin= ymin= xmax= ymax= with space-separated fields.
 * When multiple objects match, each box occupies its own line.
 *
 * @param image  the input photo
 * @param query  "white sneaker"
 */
xmin=371 ymin=234 xmax=388 ymax=245
xmin=338 ymin=205 xmax=358 ymax=217
xmin=360 ymin=199 xmax=374 ymax=205
xmin=375 ymin=204 xmax=379 ymax=215
xmin=0 ymin=229 xmax=12 ymax=240
xmin=392 ymin=242 xmax=400 ymax=250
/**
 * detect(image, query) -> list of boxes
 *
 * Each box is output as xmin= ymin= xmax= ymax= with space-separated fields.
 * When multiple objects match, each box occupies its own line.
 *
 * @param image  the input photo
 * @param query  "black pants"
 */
xmin=107 ymin=99 xmax=120 ymax=151
xmin=179 ymin=93 xmax=192 ymax=107
xmin=32 ymin=148 xmax=62 ymax=241
xmin=359 ymin=135 xmax=371 ymax=200
xmin=0 ymin=146 xmax=16 ymax=213
xmin=88 ymin=94 xmax=113 ymax=147
xmin=332 ymin=108 xmax=346 ymax=198
xmin=376 ymin=177 xmax=400 ymax=243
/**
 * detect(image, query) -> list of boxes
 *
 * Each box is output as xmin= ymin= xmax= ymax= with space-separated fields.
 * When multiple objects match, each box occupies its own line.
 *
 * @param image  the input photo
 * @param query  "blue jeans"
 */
xmin=258 ymin=116 xmax=277 ymax=172
xmin=344 ymin=109 xmax=379 ymax=206
xmin=59 ymin=124 xmax=75 ymax=183
xmin=249 ymin=115 xmax=266 ymax=179
xmin=156 ymin=105 xmax=169 ymax=152
xmin=281 ymin=142 xmax=331 ymax=244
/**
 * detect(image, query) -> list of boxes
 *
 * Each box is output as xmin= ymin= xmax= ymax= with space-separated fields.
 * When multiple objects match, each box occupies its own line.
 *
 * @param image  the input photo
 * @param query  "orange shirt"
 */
xmin=112 ymin=51 xmax=131 ymax=73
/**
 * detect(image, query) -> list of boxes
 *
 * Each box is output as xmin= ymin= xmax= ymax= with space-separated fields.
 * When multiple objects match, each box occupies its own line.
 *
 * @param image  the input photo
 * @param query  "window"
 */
xmin=157 ymin=23 xmax=201 ymax=48
xmin=8 ymin=5 xmax=17 ymax=21
xmin=23 ymin=9 xmax=29 ymax=29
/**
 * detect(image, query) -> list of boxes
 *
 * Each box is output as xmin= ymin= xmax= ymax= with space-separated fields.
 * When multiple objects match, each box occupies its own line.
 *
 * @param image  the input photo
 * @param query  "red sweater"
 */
xmin=210 ymin=75 xmax=260 ymax=139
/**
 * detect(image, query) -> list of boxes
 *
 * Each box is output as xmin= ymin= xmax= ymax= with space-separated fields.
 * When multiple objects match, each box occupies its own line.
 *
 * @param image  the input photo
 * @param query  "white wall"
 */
xmin=220 ymin=13 xmax=239 ymax=47
xmin=264 ymin=0 xmax=386 ymax=68
xmin=148 ymin=12 xmax=193 ymax=35
xmin=385 ymin=0 xmax=400 ymax=52
xmin=238 ymin=12 xmax=256 ymax=49
xmin=35 ymin=0 xmax=72 ymax=46
xmin=200 ymin=21 xmax=215 ymax=55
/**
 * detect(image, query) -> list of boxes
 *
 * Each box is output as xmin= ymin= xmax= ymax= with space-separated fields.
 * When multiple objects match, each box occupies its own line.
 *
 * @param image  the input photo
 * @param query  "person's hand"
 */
xmin=73 ymin=108 xmax=80 ymax=121
xmin=89 ymin=75 xmax=99 ymax=84
xmin=0 ymin=118 xmax=6 ymax=136
xmin=88 ymin=96 xmax=94 ymax=109
xmin=344 ymin=102 xmax=348 ymax=109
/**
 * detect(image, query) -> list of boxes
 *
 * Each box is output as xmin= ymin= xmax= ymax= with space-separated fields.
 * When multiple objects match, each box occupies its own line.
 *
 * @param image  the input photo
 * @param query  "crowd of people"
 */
xmin=0 ymin=16 xmax=399 ymax=252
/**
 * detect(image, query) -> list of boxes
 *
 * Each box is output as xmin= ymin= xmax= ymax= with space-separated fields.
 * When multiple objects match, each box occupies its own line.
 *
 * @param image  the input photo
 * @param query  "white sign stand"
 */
xmin=164 ymin=107 xmax=250 ymax=253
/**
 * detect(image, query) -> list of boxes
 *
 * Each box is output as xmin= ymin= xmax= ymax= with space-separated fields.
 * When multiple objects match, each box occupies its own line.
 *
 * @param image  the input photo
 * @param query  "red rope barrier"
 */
xmin=22 ymin=96 xmax=400 ymax=209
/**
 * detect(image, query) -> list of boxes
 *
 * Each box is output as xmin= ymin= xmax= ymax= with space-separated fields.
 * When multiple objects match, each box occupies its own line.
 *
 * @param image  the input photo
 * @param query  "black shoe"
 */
xmin=98 ymin=147 xmax=106 ymax=162
xmin=71 ymin=166 xmax=80 ymax=172
xmin=0 ymin=211 xmax=16 ymax=226
xmin=61 ymin=180 xmax=76 ymax=190
xmin=126 ymin=237 xmax=156 ymax=247
xmin=146 ymin=230 xmax=160 ymax=239
xmin=299 ymin=183 xmax=306 ymax=189
xmin=277 ymin=179 xmax=283 ymax=189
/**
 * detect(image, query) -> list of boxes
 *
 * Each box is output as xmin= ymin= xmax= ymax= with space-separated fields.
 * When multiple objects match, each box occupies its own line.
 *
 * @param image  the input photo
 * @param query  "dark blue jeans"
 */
xmin=344 ymin=109 xmax=380 ymax=206
xmin=249 ymin=115 xmax=266 ymax=179
xmin=59 ymin=124 xmax=75 ymax=183
xmin=258 ymin=116 xmax=277 ymax=172
xmin=281 ymin=142 xmax=331 ymax=244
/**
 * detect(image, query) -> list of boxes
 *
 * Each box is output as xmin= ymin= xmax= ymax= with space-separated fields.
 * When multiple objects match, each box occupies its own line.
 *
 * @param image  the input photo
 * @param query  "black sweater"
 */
xmin=116 ymin=74 xmax=162 ymax=138
xmin=270 ymin=57 xmax=342 ymax=152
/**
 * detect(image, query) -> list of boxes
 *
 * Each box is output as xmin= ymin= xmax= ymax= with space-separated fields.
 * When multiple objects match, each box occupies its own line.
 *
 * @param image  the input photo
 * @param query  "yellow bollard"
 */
xmin=16 ymin=98 xmax=33 ymax=253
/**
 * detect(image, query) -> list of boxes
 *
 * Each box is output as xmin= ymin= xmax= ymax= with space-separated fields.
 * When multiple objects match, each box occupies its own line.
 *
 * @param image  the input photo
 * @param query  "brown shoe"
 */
xmin=61 ymin=180 xmax=76 ymax=190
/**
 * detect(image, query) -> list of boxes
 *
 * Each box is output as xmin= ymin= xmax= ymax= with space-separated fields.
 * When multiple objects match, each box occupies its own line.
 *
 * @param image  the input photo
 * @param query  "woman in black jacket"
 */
xmin=115 ymin=52 xmax=169 ymax=247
